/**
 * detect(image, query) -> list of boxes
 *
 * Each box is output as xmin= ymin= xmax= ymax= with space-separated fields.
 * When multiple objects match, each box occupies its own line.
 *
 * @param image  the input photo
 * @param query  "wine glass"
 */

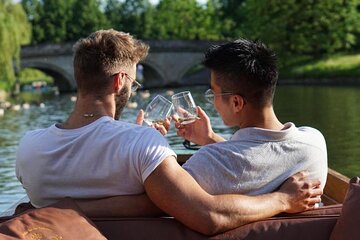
xmin=171 ymin=91 xmax=198 ymax=125
xmin=143 ymin=95 xmax=173 ymax=126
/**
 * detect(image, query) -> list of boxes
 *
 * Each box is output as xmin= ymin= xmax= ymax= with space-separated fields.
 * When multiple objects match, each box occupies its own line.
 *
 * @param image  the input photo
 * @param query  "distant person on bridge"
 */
xmin=16 ymin=29 xmax=322 ymax=235
xmin=174 ymin=38 xmax=328 ymax=196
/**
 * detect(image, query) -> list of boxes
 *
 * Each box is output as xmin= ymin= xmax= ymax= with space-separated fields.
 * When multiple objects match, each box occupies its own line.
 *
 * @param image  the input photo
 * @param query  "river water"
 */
xmin=0 ymin=85 xmax=360 ymax=212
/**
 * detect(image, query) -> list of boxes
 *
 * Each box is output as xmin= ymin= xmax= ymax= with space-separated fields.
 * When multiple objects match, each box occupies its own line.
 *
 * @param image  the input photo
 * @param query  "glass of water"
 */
xmin=171 ymin=91 xmax=198 ymax=125
xmin=143 ymin=95 xmax=173 ymax=126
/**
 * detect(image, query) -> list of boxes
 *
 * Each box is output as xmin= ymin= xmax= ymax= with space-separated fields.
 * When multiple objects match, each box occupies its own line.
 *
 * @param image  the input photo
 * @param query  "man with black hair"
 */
xmin=176 ymin=38 xmax=328 ymax=196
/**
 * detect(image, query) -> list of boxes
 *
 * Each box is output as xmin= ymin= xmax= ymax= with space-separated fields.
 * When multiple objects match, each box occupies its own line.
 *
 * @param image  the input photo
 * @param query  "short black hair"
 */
xmin=203 ymin=39 xmax=278 ymax=107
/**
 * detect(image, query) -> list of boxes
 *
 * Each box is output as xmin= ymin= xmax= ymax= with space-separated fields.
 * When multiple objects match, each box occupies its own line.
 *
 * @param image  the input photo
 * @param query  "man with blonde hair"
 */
xmin=16 ymin=29 xmax=322 ymax=235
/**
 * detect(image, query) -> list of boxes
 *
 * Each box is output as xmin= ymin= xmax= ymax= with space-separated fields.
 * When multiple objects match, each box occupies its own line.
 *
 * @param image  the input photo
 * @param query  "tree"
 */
xmin=0 ymin=1 xmax=31 ymax=89
xmin=22 ymin=0 xmax=45 ymax=44
xmin=149 ymin=0 xmax=225 ymax=40
xmin=104 ymin=0 xmax=125 ymax=31
xmin=22 ymin=0 xmax=109 ymax=43
xmin=241 ymin=0 xmax=360 ymax=60
xmin=67 ymin=0 xmax=109 ymax=40
xmin=39 ymin=0 xmax=73 ymax=43
xmin=217 ymin=0 xmax=246 ymax=38
xmin=22 ymin=0 xmax=72 ymax=43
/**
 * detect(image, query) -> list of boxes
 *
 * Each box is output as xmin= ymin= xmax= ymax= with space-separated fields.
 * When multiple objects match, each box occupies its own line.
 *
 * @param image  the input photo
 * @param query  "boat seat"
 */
xmin=0 ymin=177 xmax=358 ymax=240
xmin=92 ymin=205 xmax=342 ymax=240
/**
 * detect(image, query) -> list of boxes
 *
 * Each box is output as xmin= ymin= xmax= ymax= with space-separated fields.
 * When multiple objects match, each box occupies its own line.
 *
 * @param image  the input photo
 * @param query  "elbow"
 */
xmin=197 ymin=211 xmax=250 ymax=236
xmin=195 ymin=213 xmax=231 ymax=236
xmin=195 ymin=222 xmax=220 ymax=236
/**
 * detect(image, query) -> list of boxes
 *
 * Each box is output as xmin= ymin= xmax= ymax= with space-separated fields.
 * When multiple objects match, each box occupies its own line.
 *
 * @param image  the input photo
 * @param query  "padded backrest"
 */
xmin=330 ymin=177 xmax=360 ymax=240
xmin=91 ymin=205 xmax=342 ymax=240
xmin=0 ymin=198 xmax=106 ymax=240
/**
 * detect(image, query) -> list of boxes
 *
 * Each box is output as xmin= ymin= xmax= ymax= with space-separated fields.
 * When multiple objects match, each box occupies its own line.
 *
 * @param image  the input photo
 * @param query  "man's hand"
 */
xmin=278 ymin=171 xmax=323 ymax=213
xmin=136 ymin=109 xmax=170 ymax=136
xmin=174 ymin=106 xmax=225 ymax=145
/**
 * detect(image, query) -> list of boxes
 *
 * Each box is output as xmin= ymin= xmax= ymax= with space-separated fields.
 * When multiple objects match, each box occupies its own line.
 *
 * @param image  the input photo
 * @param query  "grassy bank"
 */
xmin=0 ymin=68 xmax=54 ymax=93
xmin=280 ymin=53 xmax=360 ymax=81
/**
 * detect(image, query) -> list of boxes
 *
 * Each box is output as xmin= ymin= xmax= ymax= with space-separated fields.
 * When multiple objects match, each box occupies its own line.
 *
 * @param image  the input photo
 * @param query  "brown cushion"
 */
xmin=93 ymin=217 xmax=207 ymax=240
xmin=210 ymin=205 xmax=342 ymax=240
xmin=89 ymin=205 xmax=341 ymax=240
xmin=330 ymin=177 xmax=360 ymax=240
xmin=0 ymin=198 xmax=106 ymax=240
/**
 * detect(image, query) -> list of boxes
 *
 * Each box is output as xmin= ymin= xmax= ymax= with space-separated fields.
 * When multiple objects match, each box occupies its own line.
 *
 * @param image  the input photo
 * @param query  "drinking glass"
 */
xmin=171 ymin=91 xmax=198 ymax=125
xmin=143 ymin=95 xmax=173 ymax=126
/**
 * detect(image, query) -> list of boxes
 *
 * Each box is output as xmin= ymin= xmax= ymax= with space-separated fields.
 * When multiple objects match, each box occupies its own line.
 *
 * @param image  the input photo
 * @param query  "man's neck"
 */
xmin=59 ymin=94 xmax=115 ymax=129
xmin=239 ymin=106 xmax=284 ymax=130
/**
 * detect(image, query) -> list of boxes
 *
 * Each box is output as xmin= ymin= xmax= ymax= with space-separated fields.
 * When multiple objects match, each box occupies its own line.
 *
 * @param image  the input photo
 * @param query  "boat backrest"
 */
xmin=323 ymin=168 xmax=350 ymax=205
xmin=90 ymin=205 xmax=342 ymax=240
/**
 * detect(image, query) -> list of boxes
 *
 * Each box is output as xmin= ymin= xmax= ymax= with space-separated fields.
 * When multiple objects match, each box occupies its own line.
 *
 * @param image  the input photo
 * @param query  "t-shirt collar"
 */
xmin=230 ymin=122 xmax=296 ymax=142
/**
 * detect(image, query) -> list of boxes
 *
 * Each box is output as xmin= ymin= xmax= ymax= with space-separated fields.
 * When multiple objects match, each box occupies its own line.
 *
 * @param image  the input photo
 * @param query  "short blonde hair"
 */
xmin=73 ymin=29 xmax=149 ymax=94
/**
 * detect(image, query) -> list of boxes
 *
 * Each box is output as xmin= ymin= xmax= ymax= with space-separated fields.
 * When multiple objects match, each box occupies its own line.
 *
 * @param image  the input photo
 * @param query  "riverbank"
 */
xmin=280 ymin=53 xmax=360 ymax=85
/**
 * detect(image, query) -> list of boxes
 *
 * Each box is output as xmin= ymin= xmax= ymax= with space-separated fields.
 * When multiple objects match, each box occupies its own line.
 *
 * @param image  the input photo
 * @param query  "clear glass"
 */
xmin=171 ymin=91 xmax=198 ymax=125
xmin=143 ymin=95 xmax=173 ymax=126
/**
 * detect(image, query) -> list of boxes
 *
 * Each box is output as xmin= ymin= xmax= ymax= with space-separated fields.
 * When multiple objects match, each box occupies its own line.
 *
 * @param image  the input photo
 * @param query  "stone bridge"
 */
xmin=20 ymin=40 xmax=223 ymax=92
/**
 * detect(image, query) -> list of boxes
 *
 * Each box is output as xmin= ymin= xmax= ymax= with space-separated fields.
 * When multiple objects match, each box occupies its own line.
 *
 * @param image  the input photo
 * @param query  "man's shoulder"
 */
xmin=296 ymin=125 xmax=325 ymax=140
xmin=189 ymin=141 xmax=236 ymax=161
xmin=21 ymin=126 xmax=53 ymax=139
xmin=114 ymin=121 xmax=163 ymax=137
xmin=107 ymin=121 xmax=168 ymax=148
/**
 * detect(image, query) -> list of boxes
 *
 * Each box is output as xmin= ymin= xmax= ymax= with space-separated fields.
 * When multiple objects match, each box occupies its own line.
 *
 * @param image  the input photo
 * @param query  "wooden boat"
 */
xmin=0 ymin=153 xmax=353 ymax=240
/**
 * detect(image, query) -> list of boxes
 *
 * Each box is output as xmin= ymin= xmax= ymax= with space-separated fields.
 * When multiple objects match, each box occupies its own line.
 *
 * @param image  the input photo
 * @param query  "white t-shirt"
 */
xmin=16 ymin=116 xmax=176 ymax=207
xmin=183 ymin=122 xmax=327 ymax=195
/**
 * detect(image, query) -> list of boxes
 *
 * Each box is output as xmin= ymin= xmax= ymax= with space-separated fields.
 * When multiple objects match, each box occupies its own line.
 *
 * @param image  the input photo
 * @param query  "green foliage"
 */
xmin=39 ymin=0 xmax=72 ymax=43
xmin=0 ymin=1 xmax=31 ymax=90
xmin=241 ymin=0 xmax=360 ymax=61
xmin=216 ymin=0 xmax=245 ymax=38
xmin=19 ymin=68 xmax=53 ymax=85
xmin=67 ymin=0 xmax=109 ymax=40
xmin=148 ymin=0 xmax=225 ymax=40
xmin=22 ymin=0 xmax=109 ymax=43
xmin=22 ymin=0 xmax=45 ymax=44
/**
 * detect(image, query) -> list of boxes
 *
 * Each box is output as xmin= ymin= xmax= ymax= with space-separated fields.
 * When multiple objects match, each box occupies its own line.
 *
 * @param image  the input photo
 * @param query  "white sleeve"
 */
xmin=135 ymin=128 xmax=176 ymax=183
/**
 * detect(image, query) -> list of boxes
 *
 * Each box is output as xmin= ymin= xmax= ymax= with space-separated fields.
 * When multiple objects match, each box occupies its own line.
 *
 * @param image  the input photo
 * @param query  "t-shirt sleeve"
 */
xmin=135 ymin=128 xmax=176 ymax=183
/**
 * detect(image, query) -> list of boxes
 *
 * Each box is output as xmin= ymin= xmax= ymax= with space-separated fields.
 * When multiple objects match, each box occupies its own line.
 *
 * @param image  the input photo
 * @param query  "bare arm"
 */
xmin=144 ymin=156 xmax=322 ymax=235
xmin=75 ymin=156 xmax=321 ymax=235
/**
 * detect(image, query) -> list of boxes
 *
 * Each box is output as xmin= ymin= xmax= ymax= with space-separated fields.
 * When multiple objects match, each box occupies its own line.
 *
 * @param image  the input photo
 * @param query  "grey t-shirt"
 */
xmin=183 ymin=122 xmax=327 ymax=195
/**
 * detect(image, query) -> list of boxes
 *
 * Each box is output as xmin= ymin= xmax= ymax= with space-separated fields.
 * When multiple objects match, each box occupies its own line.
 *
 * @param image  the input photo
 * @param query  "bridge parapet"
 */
xmin=21 ymin=42 xmax=75 ymax=57
xmin=20 ymin=40 xmax=222 ymax=91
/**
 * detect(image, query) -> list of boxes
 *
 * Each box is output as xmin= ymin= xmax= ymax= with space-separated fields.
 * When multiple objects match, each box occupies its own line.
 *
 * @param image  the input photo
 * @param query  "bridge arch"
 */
xmin=21 ymin=61 xmax=75 ymax=92
xmin=140 ymin=60 xmax=166 ymax=88
xmin=20 ymin=40 xmax=224 ymax=91
xmin=177 ymin=55 xmax=204 ymax=81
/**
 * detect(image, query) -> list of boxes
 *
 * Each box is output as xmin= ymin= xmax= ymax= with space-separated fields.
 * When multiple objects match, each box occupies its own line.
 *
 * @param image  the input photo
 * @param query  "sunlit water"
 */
xmin=1 ymin=85 xmax=360 ymax=213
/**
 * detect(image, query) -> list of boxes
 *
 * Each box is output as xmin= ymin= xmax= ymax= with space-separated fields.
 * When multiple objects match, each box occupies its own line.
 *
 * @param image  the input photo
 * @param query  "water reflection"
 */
xmin=275 ymin=86 xmax=360 ymax=177
xmin=0 ymin=85 xmax=360 ymax=212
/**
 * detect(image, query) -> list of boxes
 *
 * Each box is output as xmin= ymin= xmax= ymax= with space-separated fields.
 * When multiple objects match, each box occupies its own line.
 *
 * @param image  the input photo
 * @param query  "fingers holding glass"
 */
xmin=143 ymin=95 xmax=173 ymax=127
xmin=171 ymin=91 xmax=199 ymax=125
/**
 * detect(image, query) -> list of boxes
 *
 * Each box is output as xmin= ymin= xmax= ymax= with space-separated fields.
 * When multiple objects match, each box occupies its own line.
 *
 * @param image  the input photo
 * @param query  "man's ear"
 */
xmin=113 ymin=72 xmax=125 ymax=93
xmin=232 ymin=95 xmax=246 ymax=113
